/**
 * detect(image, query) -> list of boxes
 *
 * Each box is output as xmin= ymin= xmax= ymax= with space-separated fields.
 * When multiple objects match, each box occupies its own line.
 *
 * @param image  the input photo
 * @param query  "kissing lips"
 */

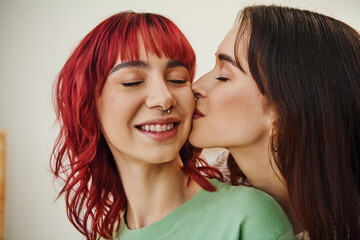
xmin=193 ymin=108 xmax=204 ymax=120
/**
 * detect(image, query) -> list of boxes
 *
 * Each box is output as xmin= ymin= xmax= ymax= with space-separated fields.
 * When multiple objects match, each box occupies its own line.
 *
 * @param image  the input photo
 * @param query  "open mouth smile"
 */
xmin=139 ymin=123 xmax=176 ymax=132
xmin=135 ymin=118 xmax=180 ymax=141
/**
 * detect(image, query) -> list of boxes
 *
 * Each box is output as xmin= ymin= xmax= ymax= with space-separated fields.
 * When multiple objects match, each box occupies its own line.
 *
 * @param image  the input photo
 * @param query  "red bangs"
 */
xmin=113 ymin=13 xmax=196 ymax=81
xmin=86 ymin=12 xmax=196 ymax=95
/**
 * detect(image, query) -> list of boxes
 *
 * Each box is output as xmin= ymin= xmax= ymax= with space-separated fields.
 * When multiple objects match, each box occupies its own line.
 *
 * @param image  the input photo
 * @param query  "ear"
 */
xmin=261 ymin=97 xmax=276 ymax=130
xmin=268 ymin=107 xmax=277 ymax=127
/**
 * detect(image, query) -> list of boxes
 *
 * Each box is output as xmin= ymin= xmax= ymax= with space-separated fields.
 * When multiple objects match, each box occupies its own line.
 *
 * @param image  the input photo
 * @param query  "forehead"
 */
xmin=217 ymin=25 xmax=240 ymax=57
xmin=117 ymin=40 xmax=157 ymax=62
xmin=113 ymin=42 xmax=186 ymax=67
xmin=127 ymin=38 xmax=171 ymax=60
xmin=110 ymin=42 xmax=190 ymax=75
xmin=217 ymin=25 xmax=251 ymax=73
xmin=116 ymin=34 xmax=190 ymax=68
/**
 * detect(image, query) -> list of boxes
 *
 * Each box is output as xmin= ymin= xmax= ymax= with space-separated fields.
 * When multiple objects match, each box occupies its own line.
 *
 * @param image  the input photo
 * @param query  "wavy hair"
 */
xmin=232 ymin=5 xmax=360 ymax=240
xmin=51 ymin=11 xmax=222 ymax=240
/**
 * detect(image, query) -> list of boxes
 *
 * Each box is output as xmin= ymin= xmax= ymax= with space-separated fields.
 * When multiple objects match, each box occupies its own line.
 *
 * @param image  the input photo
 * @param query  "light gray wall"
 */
xmin=0 ymin=0 xmax=359 ymax=239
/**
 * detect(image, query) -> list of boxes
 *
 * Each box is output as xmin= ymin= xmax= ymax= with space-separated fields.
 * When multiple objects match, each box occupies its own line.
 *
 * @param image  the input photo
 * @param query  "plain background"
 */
xmin=0 ymin=0 xmax=359 ymax=239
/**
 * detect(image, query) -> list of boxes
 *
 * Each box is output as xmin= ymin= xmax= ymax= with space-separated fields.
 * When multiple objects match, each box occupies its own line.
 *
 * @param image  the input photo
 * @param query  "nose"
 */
xmin=146 ymin=78 xmax=176 ymax=111
xmin=192 ymin=74 xmax=209 ymax=100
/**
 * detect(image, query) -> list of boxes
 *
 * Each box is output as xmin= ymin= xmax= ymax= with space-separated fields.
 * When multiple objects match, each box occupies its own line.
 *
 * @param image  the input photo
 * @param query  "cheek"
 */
xmin=173 ymin=87 xmax=195 ymax=140
xmin=226 ymin=91 xmax=259 ymax=119
xmin=208 ymin=83 xmax=266 ymax=132
xmin=97 ymin=91 xmax=139 ymax=132
xmin=174 ymin=87 xmax=195 ymax=116
xmin=208 ymin=85 xmax=248 ymax=119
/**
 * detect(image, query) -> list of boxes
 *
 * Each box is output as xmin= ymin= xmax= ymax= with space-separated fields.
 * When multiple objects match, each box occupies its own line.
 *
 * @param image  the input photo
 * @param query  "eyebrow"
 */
xmin=109 ymin=59 xmax=189 ymax=75
xmin=167 ymin=60 xmax=189 ymax=70
xmin=216 ymin=53 xmax=240 ymax=68
xmin=109 ymin=60 xmax=150 ymax=74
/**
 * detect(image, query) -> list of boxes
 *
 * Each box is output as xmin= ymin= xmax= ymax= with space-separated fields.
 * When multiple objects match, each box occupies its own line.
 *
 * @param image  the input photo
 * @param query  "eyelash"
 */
xmin=215 ymin=77 xmax=229 ymax=81
xmin=168 ymin=79 xmax=187 ymax=84
xmin=121 ymin=81 xmax=144 ymax=87
xmin=121 ymin=79 xmax=187 ymax=87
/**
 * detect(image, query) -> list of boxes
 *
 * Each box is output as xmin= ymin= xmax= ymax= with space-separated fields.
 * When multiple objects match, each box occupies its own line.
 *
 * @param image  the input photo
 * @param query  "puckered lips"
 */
xmin=135 ymin=117 xmax=181 ymax=141
xmin=192 ymin=108 xmax=204 ymax=120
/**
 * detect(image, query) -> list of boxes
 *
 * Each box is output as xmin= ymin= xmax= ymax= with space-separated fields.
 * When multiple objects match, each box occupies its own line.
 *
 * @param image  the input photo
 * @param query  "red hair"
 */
xmin=51 ymin=11 xmax=222 ymax=240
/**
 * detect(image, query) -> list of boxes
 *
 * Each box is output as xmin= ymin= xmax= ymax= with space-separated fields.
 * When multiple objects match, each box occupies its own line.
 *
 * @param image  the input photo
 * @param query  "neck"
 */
xmin=116 ymin=155 xmax=201 ymax=229
xmin=229 ymin=142 xmax=303 ymax=234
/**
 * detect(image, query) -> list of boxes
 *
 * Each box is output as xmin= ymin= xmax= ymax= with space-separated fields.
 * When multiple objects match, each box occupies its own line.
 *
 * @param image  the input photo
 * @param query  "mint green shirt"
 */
xmin=115 ymin=179 xmax=294 ymax=240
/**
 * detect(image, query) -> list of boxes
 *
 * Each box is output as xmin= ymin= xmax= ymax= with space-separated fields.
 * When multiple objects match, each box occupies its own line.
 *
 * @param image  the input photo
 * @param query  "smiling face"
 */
xmin=189 ymin=26 xmax=273 ymax=150
xmin=96 ymin=44 xmax=195 ymax=165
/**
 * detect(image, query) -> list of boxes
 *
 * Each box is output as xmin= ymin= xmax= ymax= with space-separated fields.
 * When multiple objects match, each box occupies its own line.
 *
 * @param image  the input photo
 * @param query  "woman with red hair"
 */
xmin=51 ymin=11 xmax=294 ymax=240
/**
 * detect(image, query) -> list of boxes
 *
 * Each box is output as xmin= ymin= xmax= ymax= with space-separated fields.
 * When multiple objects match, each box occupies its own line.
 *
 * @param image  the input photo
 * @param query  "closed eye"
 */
xmin=168 ymin=79 xmax=188 ymax=84
xmin=121 ymin=81 xmax=144 ymax=87
xmin=215 ymin=77 xmax=229 ymax=81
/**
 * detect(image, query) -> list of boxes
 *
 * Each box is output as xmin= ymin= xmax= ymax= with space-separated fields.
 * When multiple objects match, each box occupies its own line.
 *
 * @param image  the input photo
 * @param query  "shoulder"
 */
xmin=208 ymin=179 xmax=294 ymax=239
xmin=209 ymin=178 xmax=273 ymax=204
xmin=208 ymin=179 xmax=278 ymax=211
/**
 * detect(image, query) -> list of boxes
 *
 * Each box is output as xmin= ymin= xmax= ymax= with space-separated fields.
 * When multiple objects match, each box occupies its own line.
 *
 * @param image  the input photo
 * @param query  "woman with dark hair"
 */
xmin=51 ymin=11 xmax=294 ymax=240
xmin=190 ymin=5 xmax=360 ymax=240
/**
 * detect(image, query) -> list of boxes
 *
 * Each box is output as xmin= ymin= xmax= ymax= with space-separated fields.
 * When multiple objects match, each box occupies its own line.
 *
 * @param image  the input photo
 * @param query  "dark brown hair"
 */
xmin=233 ymin=5 xmax=360 ymax=240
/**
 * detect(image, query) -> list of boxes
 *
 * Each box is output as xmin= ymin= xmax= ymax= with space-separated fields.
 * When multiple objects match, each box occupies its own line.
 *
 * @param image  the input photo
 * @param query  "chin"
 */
xmin=188 ymin=135 xmax=204 ymax=148
xmin=144 ymin=149 xmax=181 ymax=164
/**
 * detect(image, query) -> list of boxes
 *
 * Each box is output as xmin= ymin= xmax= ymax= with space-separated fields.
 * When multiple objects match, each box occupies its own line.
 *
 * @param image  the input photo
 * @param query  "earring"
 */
xmin=194 ymin=93 xmax=200 ymax=101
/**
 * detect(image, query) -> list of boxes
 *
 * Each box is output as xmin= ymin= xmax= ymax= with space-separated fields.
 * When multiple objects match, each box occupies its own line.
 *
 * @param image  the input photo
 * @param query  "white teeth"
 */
xmin=140 ymin=123 xmax=175 ymax=132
